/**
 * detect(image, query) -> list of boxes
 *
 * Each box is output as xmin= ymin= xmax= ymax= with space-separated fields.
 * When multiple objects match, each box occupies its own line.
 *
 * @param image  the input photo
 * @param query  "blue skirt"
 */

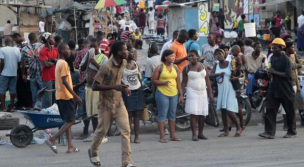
xmin=122 ymin=87 xmax=145 ymax=112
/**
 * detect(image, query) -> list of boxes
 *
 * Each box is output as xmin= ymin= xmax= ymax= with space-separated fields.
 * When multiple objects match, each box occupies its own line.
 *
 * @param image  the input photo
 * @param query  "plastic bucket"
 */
xmin=244 ymin=23 xmax=256 ymax=37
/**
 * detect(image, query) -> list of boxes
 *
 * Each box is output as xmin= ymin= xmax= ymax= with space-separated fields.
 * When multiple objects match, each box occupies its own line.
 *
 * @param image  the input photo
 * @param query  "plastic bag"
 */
xmin=205 ymin=101 xmax=219 ymax=127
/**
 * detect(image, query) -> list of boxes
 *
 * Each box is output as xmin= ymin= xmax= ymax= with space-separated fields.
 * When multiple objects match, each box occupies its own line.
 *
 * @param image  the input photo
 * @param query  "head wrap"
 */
xmin=42 ymin=32 xmax=52 ymax=41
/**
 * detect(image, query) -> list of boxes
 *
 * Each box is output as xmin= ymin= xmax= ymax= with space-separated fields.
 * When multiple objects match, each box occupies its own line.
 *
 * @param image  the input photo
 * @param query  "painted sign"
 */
xmin=198 ymin=2 xmax=210 ymax=36
xmin=224 ymin=0 xmax=240 ymax=29
xmin=213 ymin=3 xmax=220 ymax=12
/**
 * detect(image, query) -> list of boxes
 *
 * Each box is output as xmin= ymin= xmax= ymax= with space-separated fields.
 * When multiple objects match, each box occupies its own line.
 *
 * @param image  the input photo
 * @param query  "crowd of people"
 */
xmin=1 ymin=5 xmax=304 ymax=167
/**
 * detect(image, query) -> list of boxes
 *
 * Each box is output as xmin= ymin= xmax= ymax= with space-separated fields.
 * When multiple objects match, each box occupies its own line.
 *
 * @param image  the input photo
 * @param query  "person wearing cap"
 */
xmin=210 ymin=48 xmax=242 ymax=137
xmin=259 ymin=38 xmax=297 ymax=139
xmin=39 ymin=32 xmax=58 ymax=109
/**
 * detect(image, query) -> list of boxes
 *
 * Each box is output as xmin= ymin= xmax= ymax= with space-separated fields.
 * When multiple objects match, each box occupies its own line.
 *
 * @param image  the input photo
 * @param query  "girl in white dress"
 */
xmin=182 ymin=50 xmax=213 ymax=141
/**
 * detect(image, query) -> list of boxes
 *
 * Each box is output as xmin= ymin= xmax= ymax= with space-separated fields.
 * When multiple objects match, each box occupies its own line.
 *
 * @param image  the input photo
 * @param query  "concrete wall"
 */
xmin=0 ymin=5 xmax=17 ymax=26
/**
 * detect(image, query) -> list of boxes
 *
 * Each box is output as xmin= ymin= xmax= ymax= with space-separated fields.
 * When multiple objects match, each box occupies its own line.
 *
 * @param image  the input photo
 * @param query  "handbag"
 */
xmin=205 ymin=101 xmax=219 ymax=127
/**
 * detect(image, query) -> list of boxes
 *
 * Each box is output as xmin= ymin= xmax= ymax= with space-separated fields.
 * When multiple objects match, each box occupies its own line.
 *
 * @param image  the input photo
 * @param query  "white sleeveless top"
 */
xmin=186 ymin=68 xmax=207 ymax=93
xmin=122 ymin=61 xmax=141 ymax=90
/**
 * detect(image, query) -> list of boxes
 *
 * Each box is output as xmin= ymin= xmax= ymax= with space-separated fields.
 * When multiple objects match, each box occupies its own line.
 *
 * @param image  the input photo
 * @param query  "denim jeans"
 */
xmin=42 ymin=81 xmax=55 ymax=109
xmin=71 ymin=71 xmax=80 ymax=85
xmin=245 ymin=74 xmax=255 ymax=95
xmin=30 ymin=76 xmax=44 ymax=108
xmin=155 ymin=90 xmax=178 ymax=122
xmin=76 ymin=85 xmax=86 ymax=118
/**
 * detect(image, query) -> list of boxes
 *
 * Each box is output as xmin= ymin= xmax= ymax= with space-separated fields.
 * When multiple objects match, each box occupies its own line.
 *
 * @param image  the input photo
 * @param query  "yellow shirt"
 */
xmin=157 ymin=64 xmax=178 ymax=97
xmin=55 ymin=59 xmax=73 ymax=100
xmin=133 ymin=32 xmax=142 ymax=40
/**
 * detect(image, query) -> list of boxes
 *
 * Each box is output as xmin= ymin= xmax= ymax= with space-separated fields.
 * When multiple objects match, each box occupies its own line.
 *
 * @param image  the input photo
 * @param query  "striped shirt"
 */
xmin=21 ymin=43 xmax=44 ymax=79
xmin=99 ymin=38 xmax=110 ymax=57
xmin=120 ymin=30 xmax=132 ymax=43
xmin=74 ymin=47 xmax=89 ymax=82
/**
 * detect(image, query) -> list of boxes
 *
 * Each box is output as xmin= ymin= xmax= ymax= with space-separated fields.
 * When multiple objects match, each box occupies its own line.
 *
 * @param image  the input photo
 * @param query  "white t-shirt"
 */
xmin=0 ymin=46 xmax=21 ymax=76
xmin=160 ymin=39 xmax=174 ymax=56
xmin=298 ymin=15 xmax=304 ymax=27
xmin=226 ymin=54 xmax=233 ymax=62
xmin=3 ymin=23 xmax=13 ymax=36
xmin=119 ymin=19 xmax=126 ymax=30
xmin=145 ymin=55 xmax=161 ymax=78
xmin=122 ymin=61 xmax=141 ymax=90
xmin=39 ymin=21 xmax=45 ymax=33
xmin=148 ymin=10 xmax=155 ymax=21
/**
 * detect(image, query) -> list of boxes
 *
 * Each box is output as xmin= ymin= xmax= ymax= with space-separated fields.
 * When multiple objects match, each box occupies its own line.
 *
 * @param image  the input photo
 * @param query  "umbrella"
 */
xmin=95 ymin=0 xmax=127 ymax=9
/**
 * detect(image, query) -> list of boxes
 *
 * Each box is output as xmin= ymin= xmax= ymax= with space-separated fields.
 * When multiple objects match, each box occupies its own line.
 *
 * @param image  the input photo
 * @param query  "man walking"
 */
xmin=259 ymin=38 xmax=296 ymax=139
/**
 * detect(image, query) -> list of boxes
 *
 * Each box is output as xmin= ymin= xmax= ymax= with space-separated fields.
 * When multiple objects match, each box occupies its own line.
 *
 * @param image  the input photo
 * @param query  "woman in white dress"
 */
xmin=182 ymin=50 xmax=213 ymax=141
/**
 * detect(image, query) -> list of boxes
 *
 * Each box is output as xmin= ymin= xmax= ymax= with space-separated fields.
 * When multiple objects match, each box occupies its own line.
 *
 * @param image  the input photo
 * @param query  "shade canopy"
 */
xmin=94 ymin=0 xmax=127 ymax=9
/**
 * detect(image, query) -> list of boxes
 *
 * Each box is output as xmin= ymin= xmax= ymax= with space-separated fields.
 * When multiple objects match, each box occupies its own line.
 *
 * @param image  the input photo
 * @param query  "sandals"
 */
xmin=169 ymin=137 xmax=182 ymax=141
xmin=88 ymin=149 xmax=101 ymax=167
xmin=235 ymin=129 xmax=242 ymax=137
xmin=66 ymin=148 xmax=80 ymax=154
xmin=45 ymin=140 xmax=58 ymax=154
xmin=192 ymin=136 xmax=198 ymax=141
xmin=198 ymin=135 xmax=208 ymax=140
xmin=218 ymin=133 xmax=229 ymax=137
xmin=159 ymin=139 xmax=168 ymax=143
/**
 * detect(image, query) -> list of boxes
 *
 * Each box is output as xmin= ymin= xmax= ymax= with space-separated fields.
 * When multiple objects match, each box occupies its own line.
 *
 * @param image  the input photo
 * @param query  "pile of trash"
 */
xmin=0 ymin=112 xmax=12 ymax=118
xmin=40 ymin=104 xmax=60 ymax=115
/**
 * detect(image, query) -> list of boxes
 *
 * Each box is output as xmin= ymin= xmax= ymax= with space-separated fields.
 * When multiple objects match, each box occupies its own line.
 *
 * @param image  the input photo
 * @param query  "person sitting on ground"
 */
xmin=0 ymin=37 xmax=21 ymax=112
xmin=45 ymin=42 xmax=82 ymax=154
xmin=120 ymin=27 xmax=132 ymax=43
xmin=182 ymin=50 xmax=213 ymax=141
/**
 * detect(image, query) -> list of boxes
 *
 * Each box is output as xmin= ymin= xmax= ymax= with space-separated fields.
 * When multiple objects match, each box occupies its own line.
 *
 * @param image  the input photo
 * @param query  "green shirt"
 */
xmin=238 ymin=20 xmax=248 ymax=32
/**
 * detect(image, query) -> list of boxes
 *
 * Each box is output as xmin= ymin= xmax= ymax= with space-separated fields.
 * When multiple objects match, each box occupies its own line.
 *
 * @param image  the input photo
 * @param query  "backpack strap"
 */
xmin=173 ymin=64 xmax=179 ymax=73
xmin=186 ymin=42 xmax=194 ymax=53
xmin=159 ymin=63 xmax=164 ymax=75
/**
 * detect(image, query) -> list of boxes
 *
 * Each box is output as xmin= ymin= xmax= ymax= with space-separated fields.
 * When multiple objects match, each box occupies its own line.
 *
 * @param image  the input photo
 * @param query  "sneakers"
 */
xmin=83 ymin=134 xmax=108 ymax=143
xmin=258 ymin=132 xmax=274 ymax=139
xmin=283 ymin=133 xmax=297 ymax=138
xmin=101 ymin=136 xmax=108 ymax=144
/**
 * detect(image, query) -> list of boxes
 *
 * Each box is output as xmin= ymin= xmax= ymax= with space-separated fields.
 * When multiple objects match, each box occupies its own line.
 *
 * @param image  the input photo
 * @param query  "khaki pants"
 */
xmin=91 ymin=104 xmax=131 ymax=167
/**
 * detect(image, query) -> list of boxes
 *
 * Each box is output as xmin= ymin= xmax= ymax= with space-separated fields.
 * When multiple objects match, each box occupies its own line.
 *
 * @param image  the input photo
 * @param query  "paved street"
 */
xmin=1 ymin=123 xmax=304 ymax=167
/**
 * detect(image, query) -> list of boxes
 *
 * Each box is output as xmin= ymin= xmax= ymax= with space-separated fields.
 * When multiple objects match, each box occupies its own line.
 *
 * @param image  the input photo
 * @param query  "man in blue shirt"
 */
xmin=185 ymin=29 xmax=201 ymax=57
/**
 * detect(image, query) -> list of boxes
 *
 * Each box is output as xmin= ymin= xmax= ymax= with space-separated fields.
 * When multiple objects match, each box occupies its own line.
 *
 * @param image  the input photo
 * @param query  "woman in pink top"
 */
xmin=156 ymin=14 xmax=166 ymax=36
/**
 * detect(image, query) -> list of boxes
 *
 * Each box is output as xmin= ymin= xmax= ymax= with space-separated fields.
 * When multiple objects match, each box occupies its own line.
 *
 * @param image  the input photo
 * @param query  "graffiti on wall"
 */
xmin=198 ymin=2 xmax=210 ymax=36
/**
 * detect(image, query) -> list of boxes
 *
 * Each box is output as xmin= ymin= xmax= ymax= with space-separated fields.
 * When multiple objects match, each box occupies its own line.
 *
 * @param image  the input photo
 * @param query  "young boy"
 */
xmin=45 ymin=43 xmax=82 ymax=154
xmin=230 ymin=45 xmax=242 ymax=93
xmin=79 ymin=38 xmax=108 ymax=142
xmin=88 ymin=41 xmax=135 ymax=167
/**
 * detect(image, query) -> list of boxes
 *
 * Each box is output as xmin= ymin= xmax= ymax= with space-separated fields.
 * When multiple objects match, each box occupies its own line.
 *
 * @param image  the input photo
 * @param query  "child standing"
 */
xmin=45 ymin=43 xmax=82 ymax=154
xmin=88 ymin=41 xmax=135 ymax=167
xmin=230 ymin=45 xmax=243 ymax=93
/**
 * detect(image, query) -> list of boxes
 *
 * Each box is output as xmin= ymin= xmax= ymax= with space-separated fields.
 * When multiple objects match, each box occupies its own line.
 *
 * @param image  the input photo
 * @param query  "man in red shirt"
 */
xmin=39 ymin=32 xmax=59 ymax=109
xmin=97 ymin=31 xmax=110 ymax=57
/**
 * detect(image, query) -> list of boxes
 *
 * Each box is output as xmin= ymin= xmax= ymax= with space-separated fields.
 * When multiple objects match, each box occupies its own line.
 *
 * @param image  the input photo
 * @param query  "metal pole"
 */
xmin=74 ymin=6 xmax=78 ymax=42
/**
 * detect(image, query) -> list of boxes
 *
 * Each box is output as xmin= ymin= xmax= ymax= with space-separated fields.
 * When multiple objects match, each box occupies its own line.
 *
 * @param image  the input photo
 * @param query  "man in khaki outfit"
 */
xmin=88 ymin=41 xmax=136 ymax=167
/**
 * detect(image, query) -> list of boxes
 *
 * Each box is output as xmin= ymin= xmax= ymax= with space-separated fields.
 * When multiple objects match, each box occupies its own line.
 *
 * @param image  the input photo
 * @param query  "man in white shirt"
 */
xmin=146 ymin=44 xmax=161 ymax=78
xmin=298 ymin=10 xmax=304 ymax=28
xmin=201 ymin=33 xmax=219 ymax=70
xmin=160 ymin=30 xmax=179 ymax=56
xmin=118 ymin=16 xmax=126 ymax=40
xmin=148 ymin=7 xmax=155 ymax=35
xmin=0 ymin=37 xmax=21 ymax=112
xmin=3 ymin=20 xmax=13 ymax=36
xmin=39 ymin=18 xmax=45 ymax=34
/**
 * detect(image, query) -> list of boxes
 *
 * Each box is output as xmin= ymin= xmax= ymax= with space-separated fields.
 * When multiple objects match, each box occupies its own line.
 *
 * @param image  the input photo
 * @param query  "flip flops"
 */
xmin=159 ymin=139 xmax=168 ymax=143
xmin=234 ymin=129 xmax=242 ymax=137
xmin=45 ymin=140 xmax=58 ymax=154
xmin=169 ymin=138 xmax=182 ymax=141
xmin=66 ymin=148 xmax=80 ymax=154
xmin=218 ymin=133 xmax=229 ymax=137
xmin=88 ymin=149 xmax=101 ymax=167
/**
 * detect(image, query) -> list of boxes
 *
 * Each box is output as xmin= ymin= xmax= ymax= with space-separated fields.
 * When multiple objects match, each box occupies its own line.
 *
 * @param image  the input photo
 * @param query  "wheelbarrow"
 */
xmin=6 ymin=110 xmax=95 ymax=148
